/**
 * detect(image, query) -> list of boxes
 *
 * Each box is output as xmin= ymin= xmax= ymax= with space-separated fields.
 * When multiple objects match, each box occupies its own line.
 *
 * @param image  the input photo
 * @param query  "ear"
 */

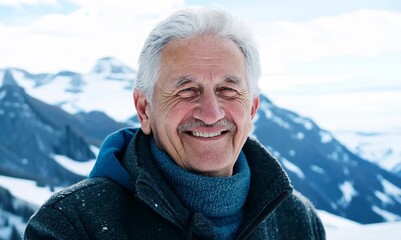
xmin=250 ymin=96 xmax=259 ymax=120
xmin=133 ymin=89 xmax=152 ymax=135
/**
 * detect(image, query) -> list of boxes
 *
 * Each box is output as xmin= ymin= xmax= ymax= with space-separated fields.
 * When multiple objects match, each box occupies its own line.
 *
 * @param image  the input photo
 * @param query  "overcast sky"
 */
xmin=1 ymin=0 xmax=400 ymax=132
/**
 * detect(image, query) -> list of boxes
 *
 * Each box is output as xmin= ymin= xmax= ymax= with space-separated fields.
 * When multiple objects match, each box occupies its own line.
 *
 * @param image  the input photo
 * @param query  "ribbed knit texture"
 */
xmin=150 ymin=138 xmax=251 ymax=240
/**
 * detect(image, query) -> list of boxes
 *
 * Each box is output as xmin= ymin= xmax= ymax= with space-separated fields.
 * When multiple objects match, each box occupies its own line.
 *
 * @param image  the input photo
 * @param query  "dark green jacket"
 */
xmin=24 ymin=128 xmax=325 ymax=239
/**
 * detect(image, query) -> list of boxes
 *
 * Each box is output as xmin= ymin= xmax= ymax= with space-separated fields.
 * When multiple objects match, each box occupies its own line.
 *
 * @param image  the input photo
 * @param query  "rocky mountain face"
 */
xmin=0 ymin=58 xmax=401 ymax=238
xmin=0 ymin=83 xmax=129 ymax=186
xmin=0 ymin=85 xmax=86 ymax=187
xmin=253 ymin=95 xmax=401 ymax=223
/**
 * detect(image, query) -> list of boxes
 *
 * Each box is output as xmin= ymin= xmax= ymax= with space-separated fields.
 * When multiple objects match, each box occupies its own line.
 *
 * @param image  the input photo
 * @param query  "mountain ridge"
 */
xmin=1 ymin=57 xmax=401 ymax=226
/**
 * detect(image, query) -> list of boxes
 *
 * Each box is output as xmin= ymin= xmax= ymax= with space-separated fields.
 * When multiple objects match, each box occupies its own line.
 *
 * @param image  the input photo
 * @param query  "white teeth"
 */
xmin=192 ymin=131 xmax=222 ymax=138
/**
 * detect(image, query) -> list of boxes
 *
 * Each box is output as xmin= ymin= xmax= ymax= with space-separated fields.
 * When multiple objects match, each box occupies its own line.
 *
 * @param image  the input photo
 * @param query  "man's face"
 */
xmin=135 ymin=35 xmax=259 ymax=177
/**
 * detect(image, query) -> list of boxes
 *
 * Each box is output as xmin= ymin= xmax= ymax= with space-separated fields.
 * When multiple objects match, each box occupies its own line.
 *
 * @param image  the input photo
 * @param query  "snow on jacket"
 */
xmin=24 ymin=128 xmax=326 ymax=239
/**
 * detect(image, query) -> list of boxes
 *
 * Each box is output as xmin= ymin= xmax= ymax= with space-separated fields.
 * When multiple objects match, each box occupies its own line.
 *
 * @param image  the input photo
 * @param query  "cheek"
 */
xmin=164 ymin=102 xmax=194 ymax=128
xmin=227 ymin=100 xmax=252 ymax=119
xmin=229 ymin=104 xmax=254 ymax=133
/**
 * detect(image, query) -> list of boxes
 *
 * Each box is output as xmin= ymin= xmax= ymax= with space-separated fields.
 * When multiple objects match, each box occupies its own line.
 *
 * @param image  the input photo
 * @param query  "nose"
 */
xmin=193 ymin=91 xmax=225 ymax=125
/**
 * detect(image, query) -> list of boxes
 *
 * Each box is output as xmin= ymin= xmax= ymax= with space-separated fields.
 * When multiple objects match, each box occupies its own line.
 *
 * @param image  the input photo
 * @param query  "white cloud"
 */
xmin=67 ymin=0 xmax=184 ymax=16
xmin=0 ymin=0 xmax=185 ymax=73
xmin=0 ymin=0 xmax=58 ymax=6
xmin=1 ymin=5 xmax=400 ymax=78
xmin=257 ymin=9 xmax=401 ymax=73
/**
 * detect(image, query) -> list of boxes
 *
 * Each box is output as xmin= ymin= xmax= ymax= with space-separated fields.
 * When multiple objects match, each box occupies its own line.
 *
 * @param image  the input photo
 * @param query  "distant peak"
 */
xmin=1 ymin=69 xmax=19 ymax=86
xmin=97 ymin=56 xmax=124 ymax=65
xmin=0 ymin=85 xmax=26 ymax=103
xmin=91 ymin=57 xmax=135 ymax=75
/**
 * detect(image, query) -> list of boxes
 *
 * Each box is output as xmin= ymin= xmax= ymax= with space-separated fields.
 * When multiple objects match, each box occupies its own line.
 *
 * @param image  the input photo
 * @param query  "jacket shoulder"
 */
xmin=25 ymin=178 xmax=130 ymax=240
xmin=43 ymin=177 xmax=122 ymax=207
xmin=283 ymin=191 xmax=319 ymax=216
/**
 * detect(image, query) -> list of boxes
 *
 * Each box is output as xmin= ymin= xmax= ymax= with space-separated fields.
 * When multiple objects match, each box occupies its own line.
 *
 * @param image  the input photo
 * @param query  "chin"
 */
xmin=192 ymin=161 xmax=234 ymax=177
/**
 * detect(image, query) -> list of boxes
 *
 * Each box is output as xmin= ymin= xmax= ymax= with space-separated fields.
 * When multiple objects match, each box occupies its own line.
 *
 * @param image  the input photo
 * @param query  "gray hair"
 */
xmin=136 ymin=8 xmax=261 ymax=102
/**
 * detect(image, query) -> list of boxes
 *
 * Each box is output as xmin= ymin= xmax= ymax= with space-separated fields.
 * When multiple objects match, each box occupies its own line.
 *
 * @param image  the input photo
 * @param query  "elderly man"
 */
xmin=25 ymin=8 xmax=325 ymax=240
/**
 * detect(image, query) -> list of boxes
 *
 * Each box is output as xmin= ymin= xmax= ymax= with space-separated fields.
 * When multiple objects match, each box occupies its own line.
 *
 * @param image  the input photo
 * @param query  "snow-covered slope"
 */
xmin=0 ymin=175 xmax=62 ymax=207
xmin=319 ymin=210 xmax=401 ymax=240
xmin=334 ymin=130 xmax=401 ymax=176
xmin=0 ymin=185 xmax=36 ymax=240
xmin=253 ymin=96 xmax=401 ymax=223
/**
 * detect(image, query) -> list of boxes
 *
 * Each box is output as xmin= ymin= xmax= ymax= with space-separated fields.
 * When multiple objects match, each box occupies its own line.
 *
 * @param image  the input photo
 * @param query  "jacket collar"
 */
xmin=121 ymin=128 xmax=216 ymax=238
xmin=236 ymin=139 xmax=293 ymax=239
xmin=89 ymin=127 xmax=135 ymax=189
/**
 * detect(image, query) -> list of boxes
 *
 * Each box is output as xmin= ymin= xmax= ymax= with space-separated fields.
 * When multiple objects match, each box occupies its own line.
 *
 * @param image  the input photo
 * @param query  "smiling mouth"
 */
xmin=179 ymin=119 xmax=235 ymax=138
xmin=191 ymin=131 xmax=223 ymax=138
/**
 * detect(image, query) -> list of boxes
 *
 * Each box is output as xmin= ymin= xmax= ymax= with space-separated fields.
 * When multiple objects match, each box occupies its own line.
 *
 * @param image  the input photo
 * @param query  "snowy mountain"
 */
xmin=1 ymin=57 xmax=401 ymax=238
xmin=0 ymin=85 xmax=86 ymax=187
xmin=252 ymin=96 xmax=401 ymax=223
xmin=334 ymin=131 xmax=401 ymax=177
xmin=0 ymin=84 xmax=128 ymax=186
xmin=0 ymin=57 xmax=136 ymax=122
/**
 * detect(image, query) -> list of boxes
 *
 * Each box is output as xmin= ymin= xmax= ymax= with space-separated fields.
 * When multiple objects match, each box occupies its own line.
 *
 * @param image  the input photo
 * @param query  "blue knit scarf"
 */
xmin=150 ymin=138 xmax=251 ymax=239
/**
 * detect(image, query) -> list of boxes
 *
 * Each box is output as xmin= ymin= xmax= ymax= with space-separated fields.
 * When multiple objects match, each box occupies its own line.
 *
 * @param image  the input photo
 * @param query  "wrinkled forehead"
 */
xmin=158 ymin=35 xmax=248 ymax=83
xmin=161 ymin=34 xmax=246 ymax=59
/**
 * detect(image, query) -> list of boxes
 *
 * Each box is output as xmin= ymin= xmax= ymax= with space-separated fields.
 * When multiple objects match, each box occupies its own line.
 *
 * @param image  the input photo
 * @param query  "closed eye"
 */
xmin=177 ymin=87 xmax=200 ymax=98
xmin=217 ymin=87 xmax=239 ymax=98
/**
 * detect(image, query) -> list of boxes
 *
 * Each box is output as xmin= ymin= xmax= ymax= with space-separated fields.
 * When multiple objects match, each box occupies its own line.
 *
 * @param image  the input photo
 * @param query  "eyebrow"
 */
xmin=224 ymin=76 xmax=241 ymax=85
xmin=174 ymin=75 xmax=243 ymax=87
xmin=174 ymin=76 xmax=196 ymax=87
